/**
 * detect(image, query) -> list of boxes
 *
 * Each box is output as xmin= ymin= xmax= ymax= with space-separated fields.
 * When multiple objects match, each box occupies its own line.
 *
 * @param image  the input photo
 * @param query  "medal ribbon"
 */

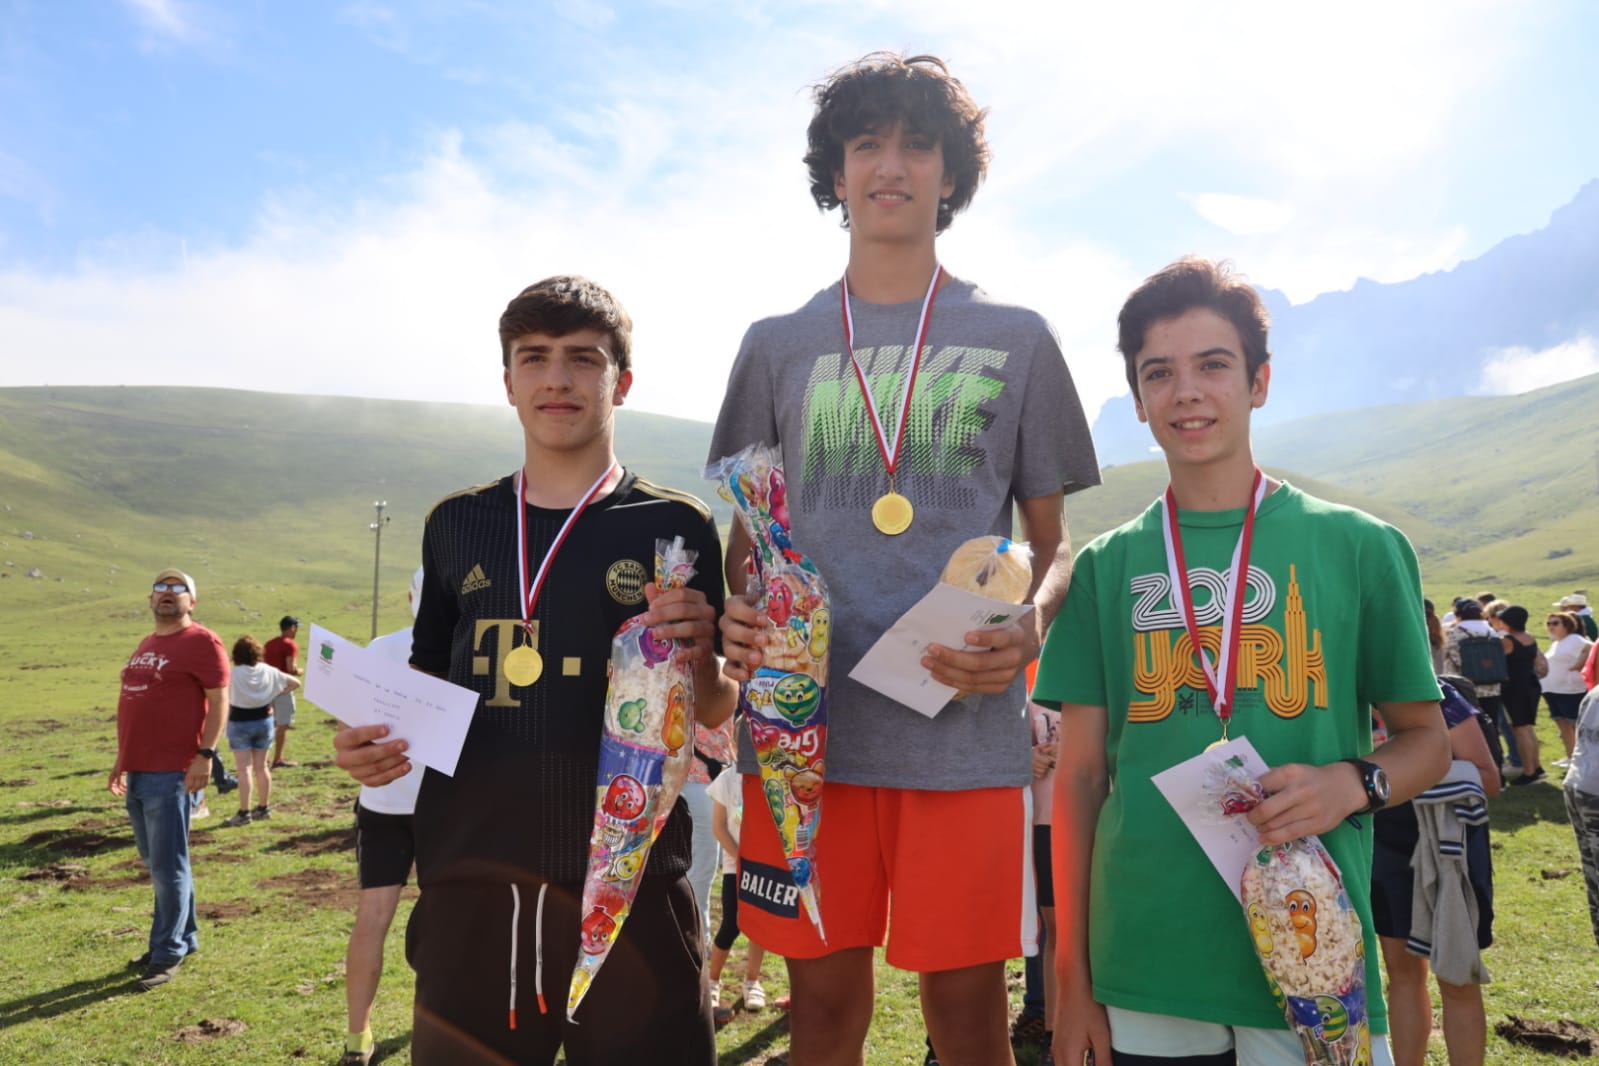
xmin=840 ymin=264 xmax=943 ymax=478
xmin=515 ymin=462 xmax=618 ymax=636
xmin=1159 ymin=469 xmax=1267 ymax=725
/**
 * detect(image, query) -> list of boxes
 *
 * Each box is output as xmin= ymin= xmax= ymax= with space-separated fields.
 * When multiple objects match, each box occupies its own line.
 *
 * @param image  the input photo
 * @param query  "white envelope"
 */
xmin=848 ymin=582 xmax=1035 ymax=717
xmin=1151 ymin=736 xmax=1271 ymax=904
xmin=303 ymin=623 xmax=477 ymax=777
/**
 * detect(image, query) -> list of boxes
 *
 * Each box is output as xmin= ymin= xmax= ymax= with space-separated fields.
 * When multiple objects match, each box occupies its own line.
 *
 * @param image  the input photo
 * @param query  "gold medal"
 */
xmin=872 ymin=491 xmax=914 ymax=536
xmin=841 ymin=266 xmax=941 ymax=542
xmin=504 ymin=644 xmax=544 ymax=687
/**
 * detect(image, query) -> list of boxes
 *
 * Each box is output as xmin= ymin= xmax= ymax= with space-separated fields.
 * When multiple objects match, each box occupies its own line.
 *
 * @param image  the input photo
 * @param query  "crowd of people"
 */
xmin=103 ymin=49 xmax=1598 ymax=1066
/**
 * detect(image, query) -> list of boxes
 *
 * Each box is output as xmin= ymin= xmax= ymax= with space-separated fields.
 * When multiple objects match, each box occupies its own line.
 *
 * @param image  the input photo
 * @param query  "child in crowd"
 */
xmin=705 ymin=766 xmax=771 ymax=1024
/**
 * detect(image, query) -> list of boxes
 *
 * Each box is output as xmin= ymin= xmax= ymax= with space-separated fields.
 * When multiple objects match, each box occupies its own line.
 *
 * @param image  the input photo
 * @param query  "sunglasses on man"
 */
xmin=152 ymin=581 xmax=191 ymax=594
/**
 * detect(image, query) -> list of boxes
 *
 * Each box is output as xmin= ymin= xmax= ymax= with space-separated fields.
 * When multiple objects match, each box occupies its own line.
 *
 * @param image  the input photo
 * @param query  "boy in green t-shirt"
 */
xmin=1033 ymin=257 xmax=1450 ymax=1066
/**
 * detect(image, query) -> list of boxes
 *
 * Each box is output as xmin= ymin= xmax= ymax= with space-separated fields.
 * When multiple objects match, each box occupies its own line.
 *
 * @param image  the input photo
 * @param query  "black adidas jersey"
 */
xmin=411 ymin=470 xmax=725 ymax=888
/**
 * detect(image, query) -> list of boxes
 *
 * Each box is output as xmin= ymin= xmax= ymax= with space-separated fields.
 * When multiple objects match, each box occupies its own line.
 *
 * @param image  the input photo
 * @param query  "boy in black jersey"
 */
xmin=334 ymin=276 xmax=737 ymax=1066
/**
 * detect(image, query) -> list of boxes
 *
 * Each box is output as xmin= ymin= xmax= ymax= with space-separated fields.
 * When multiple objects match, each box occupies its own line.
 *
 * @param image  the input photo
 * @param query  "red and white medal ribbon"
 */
xmin=1159 ymin=468 xmax=1267 ymax=727
xmin=515 ymin=462 xmax=618 ymax=634
xmin=840 ymin=264 xmax=943 ymax=480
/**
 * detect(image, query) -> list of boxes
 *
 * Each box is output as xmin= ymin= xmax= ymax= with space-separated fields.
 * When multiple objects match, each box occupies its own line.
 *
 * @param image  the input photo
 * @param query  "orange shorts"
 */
xmin=737 ymin=778 xmax=1037 ymax=971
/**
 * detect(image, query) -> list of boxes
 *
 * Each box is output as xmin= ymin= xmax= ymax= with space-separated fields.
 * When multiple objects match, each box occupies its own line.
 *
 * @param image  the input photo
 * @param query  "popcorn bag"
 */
xmin=1207 ymin=758 xmax=1370 ymax=1066
xmin=939 ymin=535 xmax=1034 ymax=604
xmin=707 ymin=444 xmax=831 ymax=940
xmin=940 ymin=536 xmax=1033 ymax=701
xmin=568 ymin=537 xmax=699 ymax=1019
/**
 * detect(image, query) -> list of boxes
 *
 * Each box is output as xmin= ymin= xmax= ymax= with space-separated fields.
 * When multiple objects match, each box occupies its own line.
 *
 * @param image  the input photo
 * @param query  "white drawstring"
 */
xmin=508 ymin=884 xmax=522 ymax=1030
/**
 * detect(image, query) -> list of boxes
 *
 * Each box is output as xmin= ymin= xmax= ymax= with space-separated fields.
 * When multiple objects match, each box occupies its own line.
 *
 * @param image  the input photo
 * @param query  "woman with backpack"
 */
xmin=1444 ymin=599 xmax=1511 ymax=784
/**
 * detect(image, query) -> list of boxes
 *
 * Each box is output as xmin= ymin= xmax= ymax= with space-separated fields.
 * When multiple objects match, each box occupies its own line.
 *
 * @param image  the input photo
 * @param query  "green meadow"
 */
xmin=2 ymin=381 xmax=1597 ymax=1063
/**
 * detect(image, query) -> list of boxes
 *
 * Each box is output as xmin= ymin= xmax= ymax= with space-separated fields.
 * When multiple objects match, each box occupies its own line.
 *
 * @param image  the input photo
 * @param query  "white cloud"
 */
xmin=1474 ymin=336 xmax=1599 ymax=396
xmin=0 ymin=0 xmax=1550 ymax=423
xmin=1187 ymin=193 xmax=1296 ymax=236
xmin=119 ymin=0 xmax=197 ymax=43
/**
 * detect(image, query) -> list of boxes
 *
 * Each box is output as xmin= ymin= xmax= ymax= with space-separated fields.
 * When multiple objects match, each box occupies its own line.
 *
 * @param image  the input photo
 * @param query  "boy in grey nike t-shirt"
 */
xmin=711 ymin=51 xmax=1099 ymax=1066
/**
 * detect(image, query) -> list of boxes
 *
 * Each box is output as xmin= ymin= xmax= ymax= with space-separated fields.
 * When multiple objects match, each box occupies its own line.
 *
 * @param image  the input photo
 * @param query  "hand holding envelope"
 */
xmin=305 ymin=623 xmax=477 ymax=777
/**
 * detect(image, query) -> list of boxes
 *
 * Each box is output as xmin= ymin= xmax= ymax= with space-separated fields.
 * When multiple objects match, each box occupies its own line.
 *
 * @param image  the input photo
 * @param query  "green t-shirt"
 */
xmin=1034 ymin=483 xmax=1441 ymax=1032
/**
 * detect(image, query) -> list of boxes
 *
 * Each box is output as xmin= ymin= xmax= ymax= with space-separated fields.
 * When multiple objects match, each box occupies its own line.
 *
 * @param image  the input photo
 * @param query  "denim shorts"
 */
xmin=1546 ymin=691 xmax=1585 ymax=722
xmin=227 ymin=716 xmax=275 ymax=751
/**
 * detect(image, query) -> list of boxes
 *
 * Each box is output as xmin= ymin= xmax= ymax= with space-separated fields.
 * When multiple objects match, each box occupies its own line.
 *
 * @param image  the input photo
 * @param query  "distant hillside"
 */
xmin=3 ymin=380 xmax=1594 ymax=643
xmin=1093 ymin=179 xmax=1599 ymax=463
xmin=1069 ymin=372 xmax=1599 ymax=605
xmin=0 ymin=386 xmax=719 ymax=641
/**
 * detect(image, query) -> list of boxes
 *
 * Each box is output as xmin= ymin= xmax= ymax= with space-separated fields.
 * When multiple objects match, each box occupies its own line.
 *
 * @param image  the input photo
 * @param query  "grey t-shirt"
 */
xmin=708 ymin=276 xmax=1100 ymax=789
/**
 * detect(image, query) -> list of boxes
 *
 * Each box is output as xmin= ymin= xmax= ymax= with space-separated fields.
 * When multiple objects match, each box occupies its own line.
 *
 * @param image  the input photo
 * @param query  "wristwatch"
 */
xmin=1342 ymin=758 xmax=1390 ymax=813
xmin=197 ymin=747 xmax=217 ymax=760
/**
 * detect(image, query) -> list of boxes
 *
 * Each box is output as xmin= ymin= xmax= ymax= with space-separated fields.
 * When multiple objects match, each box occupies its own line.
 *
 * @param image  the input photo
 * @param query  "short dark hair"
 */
xmin=804 ymin=52 xmax=989 ymax=234
xmin=1498 ymin=605 xmax=1530 ymax=631
xmin=232 ymin=634 xmax=263 ymax=667
xmin=1117 ymin=257 xmax=1271 ymax=395
xmin=1454 ymin=599 xmax=1484 ymax=621
xmin=498 ymin=275 xmax=632 ymax=372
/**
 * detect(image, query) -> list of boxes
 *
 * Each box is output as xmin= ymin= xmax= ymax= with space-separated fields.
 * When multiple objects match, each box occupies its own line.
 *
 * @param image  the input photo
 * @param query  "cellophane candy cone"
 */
xmin=707 ymin=444 xmax=831 ymax=940
xmin=568 ymin=538 xmax=698 ymax=1019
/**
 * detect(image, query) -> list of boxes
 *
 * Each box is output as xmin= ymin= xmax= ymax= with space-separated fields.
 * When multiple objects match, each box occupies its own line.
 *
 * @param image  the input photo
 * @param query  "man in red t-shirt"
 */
xmin=263 ymin=616 xmax=303 ymax=768
xmin=109 ymin=567 xmax=230 ymax=991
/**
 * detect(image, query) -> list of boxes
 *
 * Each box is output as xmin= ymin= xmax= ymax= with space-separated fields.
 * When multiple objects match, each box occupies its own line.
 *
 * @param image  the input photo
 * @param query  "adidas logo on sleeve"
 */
xmin=460 ymin=564 xmax=492 ymax=595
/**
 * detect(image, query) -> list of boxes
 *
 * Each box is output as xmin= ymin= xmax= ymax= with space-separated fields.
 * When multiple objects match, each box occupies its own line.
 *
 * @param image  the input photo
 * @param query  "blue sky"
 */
xmin=3 ymin=0 xmax=1597 ymax=422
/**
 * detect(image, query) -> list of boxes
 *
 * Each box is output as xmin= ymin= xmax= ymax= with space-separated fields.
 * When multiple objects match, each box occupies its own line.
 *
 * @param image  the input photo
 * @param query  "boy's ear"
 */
xmin=613 ymin=369 xmax=633 ymax=407
xmin=1250 ymin=362 xmax=1271 ymax=409
xmin=834 ymin=169 xmax=848 ymax=204
xmin=503 ymin=367 xmax=514 ymax=405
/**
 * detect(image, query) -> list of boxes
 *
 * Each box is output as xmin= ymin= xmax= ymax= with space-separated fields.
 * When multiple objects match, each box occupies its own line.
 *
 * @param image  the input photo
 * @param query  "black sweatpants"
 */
xmin=406 ymin=874 xmax=714 ymax=1065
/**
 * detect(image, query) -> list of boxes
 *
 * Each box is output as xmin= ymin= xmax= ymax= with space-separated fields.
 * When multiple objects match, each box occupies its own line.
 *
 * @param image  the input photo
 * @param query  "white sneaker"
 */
xmin=1554 ymin=758 xmax=1571 ymax=769
xmin=191 ymin=804 xmax=211 ymax=820
xmin=709 ymin=984 xmax=720 ymax=1009
xmin=743 ymin=980 xmax=766 ymax=1010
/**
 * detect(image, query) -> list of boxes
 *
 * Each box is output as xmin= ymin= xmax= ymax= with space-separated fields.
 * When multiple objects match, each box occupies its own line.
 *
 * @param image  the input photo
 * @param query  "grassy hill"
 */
xmin=1066 ymin=371 xmax=1599 ymax=608
xmin=0 ymin=385 xmax=722 ymax=645
xmin=4 ymin=375 xmax=1595 ymax=647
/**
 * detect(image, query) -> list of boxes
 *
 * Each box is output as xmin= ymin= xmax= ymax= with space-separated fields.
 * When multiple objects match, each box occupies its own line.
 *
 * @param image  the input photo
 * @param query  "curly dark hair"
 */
xmin=1116 ymin=257 xmax=1272 ymax=395
xmin=498 ymin=275 xmax=633 ymax=372
xmin=803 ymin=52 xmax=989 ymax=234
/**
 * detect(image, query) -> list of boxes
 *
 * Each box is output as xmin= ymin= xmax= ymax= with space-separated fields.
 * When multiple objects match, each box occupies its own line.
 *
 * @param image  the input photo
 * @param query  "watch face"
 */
xmin=1371 ymin=765 xmax=1391 ymax=804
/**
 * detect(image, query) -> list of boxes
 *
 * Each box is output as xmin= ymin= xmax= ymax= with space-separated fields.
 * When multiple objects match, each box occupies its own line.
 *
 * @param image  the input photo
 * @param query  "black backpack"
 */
xmin=1456 ymin=633 xmax=1508 ymax=684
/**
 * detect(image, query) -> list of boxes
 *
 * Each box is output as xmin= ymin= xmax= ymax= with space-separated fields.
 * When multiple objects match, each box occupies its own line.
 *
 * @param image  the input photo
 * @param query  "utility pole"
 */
xmin=370 ymin=501 xmax=389 ymax=642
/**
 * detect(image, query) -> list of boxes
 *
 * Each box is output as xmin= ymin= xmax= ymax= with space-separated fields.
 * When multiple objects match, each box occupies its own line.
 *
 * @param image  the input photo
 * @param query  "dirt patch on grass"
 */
xmin=15 ymin=798 xmax=73 ymax=807
xmin=202 ymin=849 xmax=254 ymax=864
xmin=74 ymin=873 xmax=148 ymax=891
xmin=0 ymin=778 xmax=38 ymax=787
xmin=173 ymin=1018 xmax=248 ymax=1042
xmin=22 ymin=828 xmax=130 ymax=855
xmin=258 ymin=867 xmax=360 ymax=910
xmin=1496 ymin=1015 xmax=1599 ymax=1054
xmin=19 ymin=861 xmax=88 ymax=884
xmin=10 ymin=718 xmax=67 ymax=736
xmin=268 ymin=826 xmax=356 ymax=858
xmin=198 ymin=899 xmax=259 ymax=921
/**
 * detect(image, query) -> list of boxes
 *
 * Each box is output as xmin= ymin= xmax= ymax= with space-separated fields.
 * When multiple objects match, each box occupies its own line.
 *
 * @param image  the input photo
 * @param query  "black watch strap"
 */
xmin=1342 ymin=757 xmax=1390 ymax=813
xmin=197 ymin=747 xmax=217 ymax=760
